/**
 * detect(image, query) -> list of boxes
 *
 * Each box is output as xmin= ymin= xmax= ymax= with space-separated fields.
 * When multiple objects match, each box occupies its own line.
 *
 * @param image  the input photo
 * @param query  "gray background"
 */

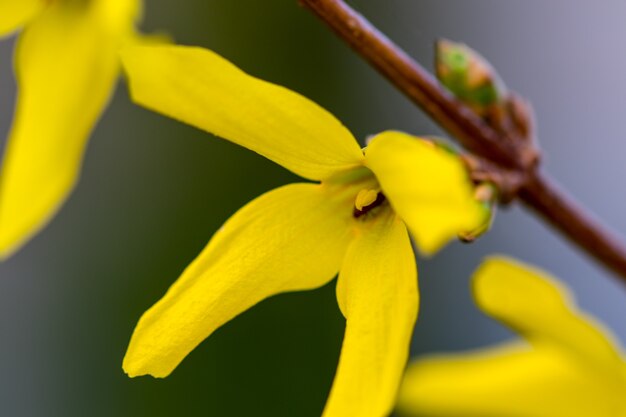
xmin=1 ymin=1 xmax=625 ymax=416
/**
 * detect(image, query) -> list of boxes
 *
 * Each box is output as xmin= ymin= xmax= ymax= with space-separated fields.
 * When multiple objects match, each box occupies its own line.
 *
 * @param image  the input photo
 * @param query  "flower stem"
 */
xmin=299 ymin=0 xmax=626 ymax=284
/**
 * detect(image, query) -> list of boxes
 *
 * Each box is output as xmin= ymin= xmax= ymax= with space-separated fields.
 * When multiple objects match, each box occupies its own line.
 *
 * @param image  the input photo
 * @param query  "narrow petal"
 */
xmin=474 ymin=256 xmax=622 ymax=365
xmin=399 ymin=342 xmax=624 ymax=417
xmin=0 ymin=1 xmax=137 ymax=258
xmin=123 ymin=183 xmax=355 ymax=378
xmin=364 ymin=131 xmax=485 ymax=255
xmin=0 ymin=0 xmax=43 ymax=37
xmin=121 ymin=45 xmax=365 ymax=181
xmin=323 ymin=211 xmax=418 ymax=417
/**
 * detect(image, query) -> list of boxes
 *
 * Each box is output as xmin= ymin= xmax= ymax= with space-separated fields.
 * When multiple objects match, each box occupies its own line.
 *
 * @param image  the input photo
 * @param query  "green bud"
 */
xmin=458 ymin=182 xmax=497 ymax=243
xmin=436 ymin=39 xmax=507 ymax=113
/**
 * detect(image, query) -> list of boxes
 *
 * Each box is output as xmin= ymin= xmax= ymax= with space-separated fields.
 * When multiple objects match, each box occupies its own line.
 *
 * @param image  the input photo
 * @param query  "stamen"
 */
xmin=355 ymin=189 xmax=378 ymax=211
xmin=353 ymin=190 xmax=386 ymax=218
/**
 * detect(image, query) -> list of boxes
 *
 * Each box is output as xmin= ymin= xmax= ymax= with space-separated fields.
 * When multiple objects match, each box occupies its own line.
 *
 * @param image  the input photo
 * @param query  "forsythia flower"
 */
xmin=120 ymin=45 xmax=486 ymax=417
xmin=0 ymin=0 xmax=142 ymax=258
xmin=399 ymin=257 xmax=626 ymax=417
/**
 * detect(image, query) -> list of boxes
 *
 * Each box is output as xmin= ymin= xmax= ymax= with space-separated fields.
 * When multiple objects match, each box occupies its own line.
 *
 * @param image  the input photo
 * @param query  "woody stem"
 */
xmin=299 ymin=0 xmax=626 ymax=284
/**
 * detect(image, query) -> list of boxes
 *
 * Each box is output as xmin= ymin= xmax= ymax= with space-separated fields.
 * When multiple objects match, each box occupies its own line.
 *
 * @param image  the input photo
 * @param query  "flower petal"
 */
xmin=398 ymin=257 xmax=626 ymax=417
xmin=121 ymin=45 xmax=365 ymax=181
xmin=364 ymin=131 xmax=485 ymax=255
xmin=399 ymin=342 xmax=625 ymax=417
xmin=0 ymin=0 xmax=43 ymax=37
xmin=323 ymin=211 xmax=418 ymax=417
xmin=0 ymin=1 xmax=137 ymax=258
xmin=474 ymin=256 xmax=622 ymax=365
xmin=123 ymin=183 xmax=355 ymax=378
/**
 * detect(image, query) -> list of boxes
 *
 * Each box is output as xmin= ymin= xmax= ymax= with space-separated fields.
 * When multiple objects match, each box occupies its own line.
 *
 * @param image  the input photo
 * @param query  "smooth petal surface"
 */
xmin=0 ymin=0 xmax=138 ymax=258
xmin=124 ymin=183 xmax=356 ymax=378
xmin=365 ymin=131 xmax=485 ymax=255
xmin=324 ymin=211 xmax=418 ymax=417
xmin=400 ymin=342 xmax=625 ymax=417
xmin=0 ymin=0 xmax=43 ymax=37
xmin=121 ymin=45 xmax=365 ymax=181
xmin=398 ymin=257 xmax=626 ymax=417
xmin=474 ymin=256 xmax=622 ymax=366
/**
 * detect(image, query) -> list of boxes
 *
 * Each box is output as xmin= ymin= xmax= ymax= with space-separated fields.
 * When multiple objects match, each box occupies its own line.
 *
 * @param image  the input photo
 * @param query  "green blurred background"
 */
xmin=2 ymin=1 xmax=626 ymax=416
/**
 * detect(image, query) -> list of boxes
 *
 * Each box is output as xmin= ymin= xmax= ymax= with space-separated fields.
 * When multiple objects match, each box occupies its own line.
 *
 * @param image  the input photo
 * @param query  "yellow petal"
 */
xmin=324 ymin=211 xmax=418 ymax=417
xmin=0 ymin=0 xmax=138 ymax=258
xmin=474 ymin=256 xmax=622 ymax=366
xmin=92 ymin=0 xmax=142 ymax=36
xmin=0 ymin=0 xmax=43 ymax=37
xmin=399 ymin=342 xmax=626 ymax=417
xmin=364 ymin=131 xmax=485 ymax=255
xmin=398 ymin=257 xmax=626 ymax=417
xmin=121 ymin=45 xmax=365 ymax=181
xmin=123 ymin=183 xmax=355 ymax=378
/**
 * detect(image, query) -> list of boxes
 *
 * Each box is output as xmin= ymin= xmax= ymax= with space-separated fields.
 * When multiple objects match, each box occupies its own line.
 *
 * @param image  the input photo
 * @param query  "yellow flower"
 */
xmin=120 ymin=45 xmax=485 ymax=417
xmin=0 ymin=0 xmax=142 ymax=258
xmin=399 ymin=257 xmax=626 ymax=417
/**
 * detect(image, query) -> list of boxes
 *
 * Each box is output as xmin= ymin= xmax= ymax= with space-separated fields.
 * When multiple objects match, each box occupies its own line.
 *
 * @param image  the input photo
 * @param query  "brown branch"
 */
xmin=299 ymin=0 xmax=626 ymax=284
xmin=519 ymin=172 xmax=626 ymax=279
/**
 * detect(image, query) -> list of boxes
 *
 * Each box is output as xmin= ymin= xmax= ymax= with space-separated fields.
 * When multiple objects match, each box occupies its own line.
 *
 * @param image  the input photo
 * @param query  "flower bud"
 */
xmin=458 ymin=182 xmax=497 ymax=243
xmin=435 ymin=39 xmax=507 ymax=115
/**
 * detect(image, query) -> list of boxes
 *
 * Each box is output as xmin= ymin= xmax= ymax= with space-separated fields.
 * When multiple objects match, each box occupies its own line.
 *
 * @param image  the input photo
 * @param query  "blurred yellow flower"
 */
xmin=120 ymin=45 xmax=485 ymax=417
xmin=0 ymin=0 xmax=142 ymax=258
xmin=399 ymin=256 xmax=626 ymax=417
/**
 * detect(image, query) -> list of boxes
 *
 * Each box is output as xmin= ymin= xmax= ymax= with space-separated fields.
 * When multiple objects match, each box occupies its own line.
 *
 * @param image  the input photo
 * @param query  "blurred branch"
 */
xmin=299 ymin=0 xmax=626 ymax=284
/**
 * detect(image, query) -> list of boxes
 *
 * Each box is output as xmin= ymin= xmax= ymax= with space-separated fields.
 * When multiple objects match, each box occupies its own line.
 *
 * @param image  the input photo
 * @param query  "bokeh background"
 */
xmin=2 ymin=1 xmax=626 ymax=416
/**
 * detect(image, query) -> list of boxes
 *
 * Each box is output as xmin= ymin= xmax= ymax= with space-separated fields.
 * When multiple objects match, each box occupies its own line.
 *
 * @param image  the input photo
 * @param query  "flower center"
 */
xmin=353 ymin=189 xmax=386 ymax=218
